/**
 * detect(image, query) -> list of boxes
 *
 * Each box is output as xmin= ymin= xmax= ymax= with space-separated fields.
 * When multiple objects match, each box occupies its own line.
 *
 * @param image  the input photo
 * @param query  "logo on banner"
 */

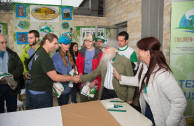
xmin=178 ymin=8 xmax=194 ymax=33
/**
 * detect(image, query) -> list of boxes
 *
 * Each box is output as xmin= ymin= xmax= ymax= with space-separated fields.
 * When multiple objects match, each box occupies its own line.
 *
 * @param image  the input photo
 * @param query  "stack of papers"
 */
xmin=81 ymin=82 xmax=97 ymax=98
xmin=0 ymin=72 xmax=18 ymax=90
xmin=107 ymin=100 xmax=127 ymax=112
xmin=0 ymin=72 xmax=11 ymax=79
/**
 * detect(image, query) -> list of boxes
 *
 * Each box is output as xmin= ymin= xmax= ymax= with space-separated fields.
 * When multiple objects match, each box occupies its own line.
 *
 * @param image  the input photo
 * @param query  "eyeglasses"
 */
xmin=0 ymin=41 xmax=7 ymax=44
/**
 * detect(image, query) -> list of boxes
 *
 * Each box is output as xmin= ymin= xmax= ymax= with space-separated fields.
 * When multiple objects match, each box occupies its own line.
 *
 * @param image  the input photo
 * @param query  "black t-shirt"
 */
xmin=29 ymin=47 xmax=55 ymax=92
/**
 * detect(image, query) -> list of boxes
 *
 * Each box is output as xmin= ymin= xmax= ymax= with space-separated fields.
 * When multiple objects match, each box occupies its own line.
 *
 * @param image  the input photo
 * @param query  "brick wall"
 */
xmin=0 ymin=0 xmax=172 ymax=63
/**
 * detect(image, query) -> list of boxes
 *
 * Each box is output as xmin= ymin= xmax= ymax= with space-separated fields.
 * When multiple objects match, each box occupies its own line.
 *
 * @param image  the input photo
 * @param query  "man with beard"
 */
xmin=76 ymin=33 xmax=103 ymax=102
xmin=20 ymin=30 xmax=40 ymax=110
xmin=80 ymin=38 xmax=135 ymax=104
xmin=0 ymin=34 xmax=23 ymax=113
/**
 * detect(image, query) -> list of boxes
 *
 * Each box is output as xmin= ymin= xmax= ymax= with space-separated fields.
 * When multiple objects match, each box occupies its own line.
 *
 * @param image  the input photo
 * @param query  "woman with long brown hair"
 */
xmin=52 ymin=36 xmax=74 ymax=105
xmin=69 ymin=42 xmax=79 ymax=103
xmin=113 ymin=37 xmax=187 ymax=126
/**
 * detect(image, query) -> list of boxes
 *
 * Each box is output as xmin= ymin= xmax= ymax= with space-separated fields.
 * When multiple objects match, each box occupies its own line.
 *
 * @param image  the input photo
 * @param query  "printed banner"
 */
xmin=170 ymin=1 xmax=194 ymax=118
xmin=13 ymin=2 xmax=74 ymax=55
xmin=0 ymin=23 xmax=8 ymax=46
xmin=75 ymin=26 xmax=110 ymax=47
xmin=0 ymin=23 xmax=8 ymax=35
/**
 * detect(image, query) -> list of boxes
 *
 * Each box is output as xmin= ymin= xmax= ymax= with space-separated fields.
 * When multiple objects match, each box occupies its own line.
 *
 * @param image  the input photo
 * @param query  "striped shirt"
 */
xmin=103 ymin=61 xmax=114 ymax=90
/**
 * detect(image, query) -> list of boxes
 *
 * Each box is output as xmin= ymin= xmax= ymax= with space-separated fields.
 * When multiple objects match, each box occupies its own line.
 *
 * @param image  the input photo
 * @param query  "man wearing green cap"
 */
xmin=80 ymin=38 xmax=135 ymax=105
xmin=95 ymin=36 xmax=105 ymax=49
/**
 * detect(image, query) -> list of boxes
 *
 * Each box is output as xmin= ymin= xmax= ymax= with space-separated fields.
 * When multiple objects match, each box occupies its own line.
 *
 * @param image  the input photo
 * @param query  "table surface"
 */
xmin=0 ymin=98 xmax=152 ymax=126
xmin=101 ymin=98 xmax=152 ymax=126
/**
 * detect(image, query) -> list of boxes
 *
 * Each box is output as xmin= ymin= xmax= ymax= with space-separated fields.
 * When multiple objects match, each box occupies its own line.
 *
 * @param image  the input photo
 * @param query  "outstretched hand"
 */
xmin=113 ymin=67 xmax=121 ymax=81
xmin=73 ymin=75 xmax=81 ymax=83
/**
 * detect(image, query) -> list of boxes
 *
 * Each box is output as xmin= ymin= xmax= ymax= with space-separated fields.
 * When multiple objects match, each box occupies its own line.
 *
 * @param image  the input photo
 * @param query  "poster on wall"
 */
xmin=16 ymin=32 xmax=28 ymax=44
xmin=170 ymin=1 xmax=194 ymax=121
xmin=75 ymin=26 xmax=110 ymax=47
xmin=13 ymin=2 xmax=74 ymax=55
xmin=0 ymin=23 xmax=8 ymax=46
xmin=0 ymin=23 xmax=8 ymax=35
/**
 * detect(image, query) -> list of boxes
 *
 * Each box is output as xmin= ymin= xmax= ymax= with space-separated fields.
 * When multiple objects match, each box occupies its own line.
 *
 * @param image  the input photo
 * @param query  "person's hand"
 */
xmin=25 ymin=72 xmax=30 ymax=79
xmin=89 ymin=81 xmax=96 ymax=88
xmin=0 ymin=77 xmax=5 ymax=81
xmin=0 ymin=77 xmax=6 ymax=84
xmin=78 ymin=73 xmax=83 ymax=76
xmin=73 ymin=75 xmax=81 ymax=83
xmin=127 ymin=101 xmax=133 ymax=105
xmin=11 ymin=74 xmax=14 ymax=79
xmin=113 ymin=67 xmax=121 ymax=81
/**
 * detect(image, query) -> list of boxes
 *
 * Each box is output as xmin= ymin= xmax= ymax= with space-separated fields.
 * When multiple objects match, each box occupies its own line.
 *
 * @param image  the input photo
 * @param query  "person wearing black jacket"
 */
xmin=0 ymin=34 xmax=24 ymax=113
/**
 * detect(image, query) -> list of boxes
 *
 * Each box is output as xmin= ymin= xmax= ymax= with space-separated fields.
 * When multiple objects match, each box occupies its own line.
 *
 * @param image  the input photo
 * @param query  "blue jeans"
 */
xmin=145 ymin=102 xmax=155 ymax=126
xmin=71 ymin=84 xmax=77 ymax=103
xmin=57 ymin=93 xmax=70 ymax=106
xmin=29 ymin=92 xmax=53 ymax=109
xmin=0 ymin=85 xmax=17 ymax=113
xmin=25 ymin=81 xmax=32 ymax=109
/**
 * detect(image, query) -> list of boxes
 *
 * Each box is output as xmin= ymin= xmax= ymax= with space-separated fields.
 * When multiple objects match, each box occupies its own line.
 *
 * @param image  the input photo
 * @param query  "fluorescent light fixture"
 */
xmin=3 ymin=0 xmax=83 ymax=7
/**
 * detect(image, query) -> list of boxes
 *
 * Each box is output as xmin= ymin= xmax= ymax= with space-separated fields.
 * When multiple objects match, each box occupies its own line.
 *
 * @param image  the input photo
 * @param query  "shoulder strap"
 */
xmin=27 ymin=47 xmax=40 ymax=66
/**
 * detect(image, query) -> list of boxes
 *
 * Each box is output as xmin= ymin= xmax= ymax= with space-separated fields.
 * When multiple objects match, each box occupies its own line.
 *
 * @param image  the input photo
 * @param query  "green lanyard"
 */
xmin=143 ymin=84 xmax=147 ymax=94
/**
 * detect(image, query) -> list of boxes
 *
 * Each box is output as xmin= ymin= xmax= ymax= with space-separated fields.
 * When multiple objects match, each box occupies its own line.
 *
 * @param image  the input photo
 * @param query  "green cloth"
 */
xmin=20 ymin=44 xmax=40 ymax=75
xmin=130 ymin=51 xmax=138 ymax=63
xmin=29 ymin=47 xmax=55 ymax=92
xmin=81 ymin=54 xmax=135 ymax=101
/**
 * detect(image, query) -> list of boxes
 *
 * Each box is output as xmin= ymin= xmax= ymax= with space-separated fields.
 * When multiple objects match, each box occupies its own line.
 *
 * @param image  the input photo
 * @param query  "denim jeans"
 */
xmin=145 ymin=102 xmax=155 ymax=126
xmin=71 ymin=84 xmax=77 ymax=103
xmin=0 ymin=85 xmax=17 ymax=113
xmin=25 ymin=80 xmax=32 ymax=109
xmin=29 ymin=92 xmax=53 ymax=109
xmin=57 ymin=93 xmax=70 ymax=106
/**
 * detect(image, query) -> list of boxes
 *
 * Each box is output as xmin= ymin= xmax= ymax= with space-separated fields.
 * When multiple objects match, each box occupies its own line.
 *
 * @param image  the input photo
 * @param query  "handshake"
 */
xmin=68 ymin=68 xmax=82 ymax=83
xmin=71 ymin=75 xmax=81 ymax=83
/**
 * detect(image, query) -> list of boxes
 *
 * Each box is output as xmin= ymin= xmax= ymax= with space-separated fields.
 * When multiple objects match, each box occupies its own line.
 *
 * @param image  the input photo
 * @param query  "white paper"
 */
xmin=0 ymin=106 xmax=63 ymax=126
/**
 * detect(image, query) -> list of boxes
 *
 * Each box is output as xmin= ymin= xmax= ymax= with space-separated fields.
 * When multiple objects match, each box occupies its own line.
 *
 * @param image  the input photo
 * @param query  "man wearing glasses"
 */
xmin=0 ymin=34 xmax=23 ymax=113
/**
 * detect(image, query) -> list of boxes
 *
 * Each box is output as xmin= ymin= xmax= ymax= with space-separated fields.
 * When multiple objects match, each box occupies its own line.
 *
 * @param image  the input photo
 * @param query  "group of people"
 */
xmin=20 ymin=31 xmax=80 ymax=109
xmin=0 ymin=30 xmax=187 ymax=126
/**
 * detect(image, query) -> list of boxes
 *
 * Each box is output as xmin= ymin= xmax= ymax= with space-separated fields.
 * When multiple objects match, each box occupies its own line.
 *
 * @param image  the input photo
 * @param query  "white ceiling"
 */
xmin=1 ymin=0 xmax=83 ymax=7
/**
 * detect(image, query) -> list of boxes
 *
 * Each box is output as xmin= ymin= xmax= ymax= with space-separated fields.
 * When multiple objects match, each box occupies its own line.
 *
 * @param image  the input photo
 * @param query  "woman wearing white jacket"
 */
xmin=113 ymin=37 xmax=187 ymax=126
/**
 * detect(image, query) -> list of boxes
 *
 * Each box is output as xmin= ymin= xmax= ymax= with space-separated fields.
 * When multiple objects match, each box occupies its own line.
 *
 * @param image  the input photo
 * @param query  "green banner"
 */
xmin=75 ymin=26 xmax=110 ymax=47
xmin=170 ymin=1 xmax=194 ymax=118
xmin=0 ymin=23 xmax=9 ymax=47
xmin=0 ymin=23 xmax=8 ymax=35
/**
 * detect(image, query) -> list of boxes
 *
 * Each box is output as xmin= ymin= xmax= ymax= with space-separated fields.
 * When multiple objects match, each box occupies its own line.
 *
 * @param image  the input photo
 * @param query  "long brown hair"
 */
xmin=137 ymin=37 xmax=172 ymax=92
xmin=69 ymin=42 xmax=78 ymax=64
xmin=58 ymin=46 xmax=74 ymax=67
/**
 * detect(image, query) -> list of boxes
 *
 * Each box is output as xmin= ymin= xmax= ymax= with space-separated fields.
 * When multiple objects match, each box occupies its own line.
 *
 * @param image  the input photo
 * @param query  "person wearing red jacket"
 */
xmin=76 ymin=33 xmax=103 ymax=102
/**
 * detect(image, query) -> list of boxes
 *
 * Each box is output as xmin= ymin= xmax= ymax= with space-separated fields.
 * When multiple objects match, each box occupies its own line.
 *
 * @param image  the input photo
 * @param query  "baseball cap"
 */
xmin=83 ymin=33 xmax=94 ymax=41
xmin=58 ymin=36 xmax=71 ymax=44
xmin=95 ymin=36 xmax=105 ymax=42
xmin=101 ymin=38 xmax=119 ymax=49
